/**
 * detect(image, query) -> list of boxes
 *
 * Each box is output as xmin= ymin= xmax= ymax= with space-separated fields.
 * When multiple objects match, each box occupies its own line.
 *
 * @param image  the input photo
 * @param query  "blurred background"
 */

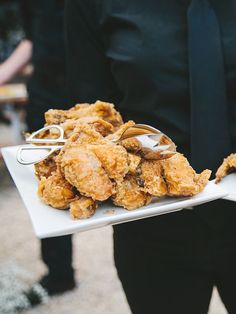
xmin=0 ymin=1 xmax=229 ymax=313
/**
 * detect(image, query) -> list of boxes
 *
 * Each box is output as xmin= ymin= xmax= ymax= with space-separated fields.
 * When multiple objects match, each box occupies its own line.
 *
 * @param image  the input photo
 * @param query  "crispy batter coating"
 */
xmin=38 ymin=171 xmax=76 ymax=209
xmin=195 ymin=170 xmax=213 ymax=193
xmin=139 ymin=160 xmax=167 ymax=197
xmin=112 ymin=175 xmax=152 ymax=210
xmin=59 ymin=145 xmax=114 ymax=201
xmin=127 ymin=153 xmax=141 ymax=175
xmin=87 ymin=100 xmax=123 ymax=127
xmin=82 ymin=117 xmax=114 ymax=136
xmin=44 ymin=103 xmax=90 ymax=124
xmin=70 ymin=197 xmax=97 ymax=219
xmin=162 ymin=153 xmax=211 ymax=196
xmin=44 ymin=109 xmax=70 ymax=125
xmin=215 ymin=153 xmax=236 ymax=182
xmin=34 ymin=152 xmax=58 ymax=179
xmin=50 ymin=117 xmax=114 ymax=139
xmin=67 ymin=123 xmax=106 ymax=145
xmin=90 ymin=144 xmax=129 ymax=181
xmin=45 ymin=101 xmax=123 ymax=127
xmin=121 ymin=137 xmax=142 ymax=153
xmin=106 ymin=120 xmax=135 ymax=142
xmin=56 ymin=124 xmax=114 ymax=201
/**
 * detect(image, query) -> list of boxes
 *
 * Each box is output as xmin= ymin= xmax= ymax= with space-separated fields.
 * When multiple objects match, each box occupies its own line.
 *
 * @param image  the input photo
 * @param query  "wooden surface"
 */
xmin=0 ymin=83 xmax=28 ymax=105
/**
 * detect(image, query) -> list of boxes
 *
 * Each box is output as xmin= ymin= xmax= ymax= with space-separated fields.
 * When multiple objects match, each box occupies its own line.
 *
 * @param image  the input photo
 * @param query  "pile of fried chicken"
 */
xmin=33 ymin=100 xmax=214 ymax=219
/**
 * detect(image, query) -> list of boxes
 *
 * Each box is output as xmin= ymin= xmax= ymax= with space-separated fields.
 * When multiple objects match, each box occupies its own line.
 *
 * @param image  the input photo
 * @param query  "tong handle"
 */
xmin=26 ymin=124 xmax=66 ymax=144
xmin=16 ymin=145 xmax=62 ymax=165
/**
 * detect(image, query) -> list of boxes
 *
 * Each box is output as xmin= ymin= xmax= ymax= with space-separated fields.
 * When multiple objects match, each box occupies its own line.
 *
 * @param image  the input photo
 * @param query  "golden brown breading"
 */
xmin=59 ymin=145 xmax=114 ymax=201
xmin=76 ymin=117 xmax=114 ymax=137
xmin=127 ymin=153 xmax=141 ymax=175
xmin=34 ymin=152 xmax=58 ymax=179
xmin=90 ymin=143 xmax=129 ymax=181
xmin=106 ymin=120 xmax=136 ymax=142
xmin=55 ymin=123 xmax=112 ymax=201
xmin=45 ymin=101 xmax=123 ymax=127
xmin=215 ymin=153 xmax=236 ymax=183
xmin=195 ymin=170 xmax=213 ymax=193
xmin=67 ymin=101 xmax=122 ymax=126
xmin=162 ymin=153 xmax=211 ymax=196
xmin=44 ymin=109 xmax=69 ymax=125
xmin=51 ymin=117 xmax=114 ymax=139
xmin=70 ymin=197 xmax=97 ymax=219
xmin=139 ymin=160 xmax=167 ymax=197
xmin=86 ymin=100 xmax=123 ymax=127
xmin=112 ymin=175 xmax=152 ymax=210
xmin=121 ymin=137 xmax=142 ymax=153
xmin=68 ymin=123 xmax=106 ymax=145
xmin=38 ymin=171 xmax=77 ymax=209
xmin=44 ymin=103 xmax=90 ymax=125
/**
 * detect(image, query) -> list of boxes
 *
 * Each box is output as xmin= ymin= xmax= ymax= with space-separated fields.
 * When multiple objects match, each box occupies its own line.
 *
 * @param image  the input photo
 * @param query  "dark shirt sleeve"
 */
xmin=20 ymin=0 xmax=33 ymax=41
xmin=65 ymin=0 xmax=120 ymax=105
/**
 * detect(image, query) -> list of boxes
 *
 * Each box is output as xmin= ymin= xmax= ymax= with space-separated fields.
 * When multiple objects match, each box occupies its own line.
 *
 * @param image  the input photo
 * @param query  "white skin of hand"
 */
xmin=0 ymin=39 xmax=33 ymax=86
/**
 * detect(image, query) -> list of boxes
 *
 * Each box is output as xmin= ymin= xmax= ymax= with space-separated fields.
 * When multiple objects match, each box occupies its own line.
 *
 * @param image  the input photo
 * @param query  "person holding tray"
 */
xmin=65 ymin=1 xmax=236 ymax=313
xmin=0 ymin=0 xmax=76 ymax=309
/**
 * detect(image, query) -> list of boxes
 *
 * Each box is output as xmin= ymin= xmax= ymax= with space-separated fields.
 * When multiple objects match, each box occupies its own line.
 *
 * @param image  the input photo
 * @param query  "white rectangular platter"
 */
xmin=2 ymin=146 xmax=228 ymax=239
xmin=217 ymin=173 xmax=236 ymax=202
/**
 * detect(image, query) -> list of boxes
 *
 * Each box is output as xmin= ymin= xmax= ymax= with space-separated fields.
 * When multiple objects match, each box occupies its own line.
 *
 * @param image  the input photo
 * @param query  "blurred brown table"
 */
xmin=0 ymin=83 xmax=28 ymax=104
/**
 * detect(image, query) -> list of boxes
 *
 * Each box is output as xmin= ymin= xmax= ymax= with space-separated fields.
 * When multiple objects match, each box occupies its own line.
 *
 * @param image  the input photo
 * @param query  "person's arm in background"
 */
xmin=0 ymin=0 xmax=34 ymax=86
xmin=0 ymin=39 xmax=32 ymax=85
xmin=65 ymin=0 xmax=120 ymax=105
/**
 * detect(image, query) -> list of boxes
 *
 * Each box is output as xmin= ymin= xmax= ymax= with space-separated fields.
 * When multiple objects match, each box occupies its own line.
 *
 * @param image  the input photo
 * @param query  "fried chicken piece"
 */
xmin=58 ymin=122 xmax=128 ymax=187
xmin=127 ymin=153 xmax=141 ymax=175
xmin=139 ymin=160 xmax=167 ymax=197
xmin=68 ymin=103 xmax=90 ymax=111
xmin=70 ymin=197 xmax=97 ymax=219
xmin=82 ymin=117 xmax=114 ymax=136
xmin=112 ymin=175 xmax=152 ymax=210
xmin=59 ymin=145 xmax=113 ymax=201
xmin=121 ymin=137 xmax=142 ymax=153
xmin=68 ymin=122 xmax=107 ymax=145
xmin=45 ymin=101 xmax=123 ymax=127
xmin=38 ymin=171 xmax=77 ymax=209
xmin=90 ymin=144 xmax=129 ymax=181
xmin=34 ymin=152 xmax=58 ymax=179
xmin=44 ymin=103 xmax=90 ymax=125
xmin=83 ymin=100 xmax=123 ymax=127
xmin=44 ymin=109 xmax=69 ymax=125
xmin=215 ymin=153 xmax=236 ymax=183
xmin=162 ymin=153 xmax=211 ymax=197
xmin=194 ymin=170 xmax=213 ymax=192
xmin=106 ymin=120 xmax=136 ymax=142
xmin=49 ymin=117 xmax=114 ymax=139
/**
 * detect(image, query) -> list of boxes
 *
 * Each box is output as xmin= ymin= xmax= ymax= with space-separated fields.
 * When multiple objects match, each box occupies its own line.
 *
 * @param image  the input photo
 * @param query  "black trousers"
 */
xmin=41 ymin=235 xmax=74 ymax=281
xmin=114 ymin=200 xmax=236 ymax=314
xmin=26 ymin=91 xmax=74 ymax=281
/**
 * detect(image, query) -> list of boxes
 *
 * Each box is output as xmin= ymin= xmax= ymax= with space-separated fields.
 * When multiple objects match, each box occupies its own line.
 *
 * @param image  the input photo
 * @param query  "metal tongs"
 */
xmin=16 ymin=124 xmax=176 ymax=165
